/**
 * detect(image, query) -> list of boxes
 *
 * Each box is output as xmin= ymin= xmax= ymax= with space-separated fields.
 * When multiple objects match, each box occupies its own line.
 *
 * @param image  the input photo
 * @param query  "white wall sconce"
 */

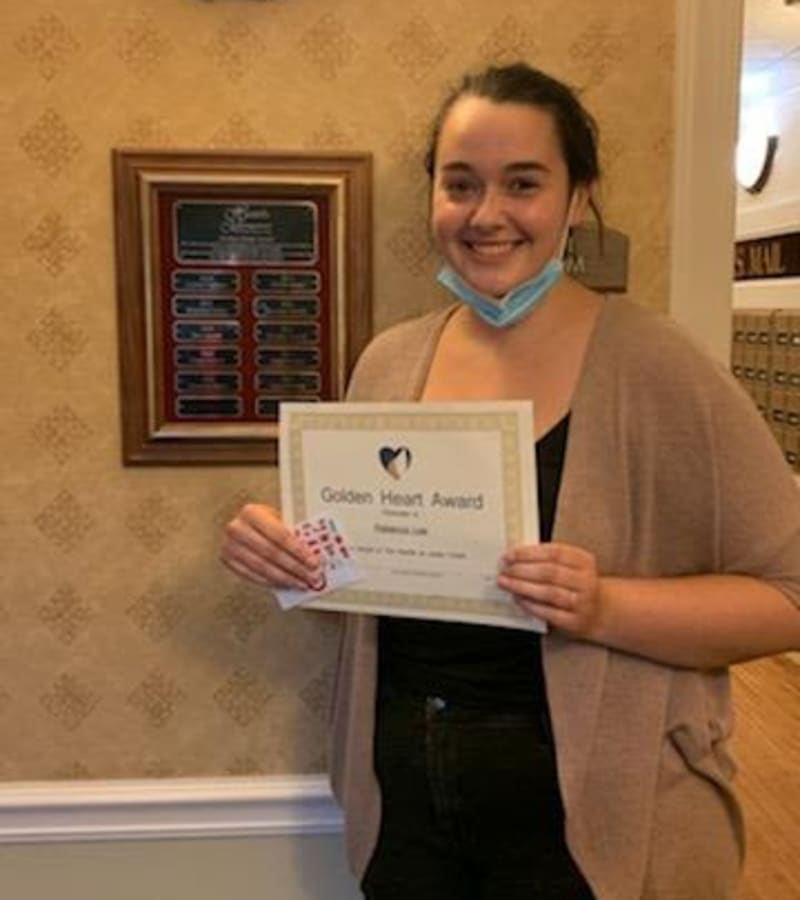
xmin=736 ymin=130 xmax=779 ymax=194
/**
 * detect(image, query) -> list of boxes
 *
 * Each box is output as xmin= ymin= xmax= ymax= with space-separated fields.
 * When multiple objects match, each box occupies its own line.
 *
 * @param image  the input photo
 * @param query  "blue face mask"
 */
xmin=436 ymin=258 xmax=564 ymax=329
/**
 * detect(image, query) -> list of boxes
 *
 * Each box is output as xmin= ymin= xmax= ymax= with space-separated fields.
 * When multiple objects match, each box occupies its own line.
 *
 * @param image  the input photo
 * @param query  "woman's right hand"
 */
xmin=221 ymin=503 xmax=322 ymax=590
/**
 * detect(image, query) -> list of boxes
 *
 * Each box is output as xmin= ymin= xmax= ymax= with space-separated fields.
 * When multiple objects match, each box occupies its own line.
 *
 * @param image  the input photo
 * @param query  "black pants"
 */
xmin=362 ymin=688 xmax=595 ymax=900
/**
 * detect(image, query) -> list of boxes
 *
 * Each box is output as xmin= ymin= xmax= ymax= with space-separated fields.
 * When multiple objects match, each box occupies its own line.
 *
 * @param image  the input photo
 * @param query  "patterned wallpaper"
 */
xmin=0 ymin=0 xmax=675 ymax=780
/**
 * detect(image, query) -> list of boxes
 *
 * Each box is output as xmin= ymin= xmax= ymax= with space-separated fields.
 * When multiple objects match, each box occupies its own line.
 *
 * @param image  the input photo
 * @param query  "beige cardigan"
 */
xmin=329 ymin=297 xmax=800 ymax=899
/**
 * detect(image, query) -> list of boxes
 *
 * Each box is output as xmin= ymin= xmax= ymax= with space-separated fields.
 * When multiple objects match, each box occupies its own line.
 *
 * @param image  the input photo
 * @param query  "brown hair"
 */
xmin=425 ymin=63 xmax=603 ymax=230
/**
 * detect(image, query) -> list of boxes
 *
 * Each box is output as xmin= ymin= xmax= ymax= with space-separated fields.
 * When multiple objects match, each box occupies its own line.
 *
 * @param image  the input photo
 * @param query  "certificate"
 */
xmin=279 ymin=401 xmax=544 ymax=631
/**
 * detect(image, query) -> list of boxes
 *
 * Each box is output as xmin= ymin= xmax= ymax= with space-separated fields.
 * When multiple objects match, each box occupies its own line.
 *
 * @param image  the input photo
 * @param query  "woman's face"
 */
xmin=431 ymin=96 xmax=587 ymax=299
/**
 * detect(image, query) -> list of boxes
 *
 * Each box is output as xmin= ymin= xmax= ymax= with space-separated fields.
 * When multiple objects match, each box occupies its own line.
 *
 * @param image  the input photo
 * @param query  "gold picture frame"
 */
xmin=112 ymin=149 xmax=373 ymax=464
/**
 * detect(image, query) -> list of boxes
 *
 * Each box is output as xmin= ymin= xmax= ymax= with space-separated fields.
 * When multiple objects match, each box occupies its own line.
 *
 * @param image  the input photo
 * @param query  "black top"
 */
xmin=377 ymin=415 xmax=570 ymax=709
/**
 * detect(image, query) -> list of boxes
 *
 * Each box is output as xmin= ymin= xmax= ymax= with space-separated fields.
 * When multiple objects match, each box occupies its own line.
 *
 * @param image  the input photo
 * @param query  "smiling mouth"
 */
xmin=464 ymin=240 xmax=524 ymax=258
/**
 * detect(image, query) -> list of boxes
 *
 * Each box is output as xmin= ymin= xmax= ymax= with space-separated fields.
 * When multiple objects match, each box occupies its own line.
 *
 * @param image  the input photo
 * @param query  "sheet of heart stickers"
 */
xmin=272 ymin=515 xmax=364 ymax=611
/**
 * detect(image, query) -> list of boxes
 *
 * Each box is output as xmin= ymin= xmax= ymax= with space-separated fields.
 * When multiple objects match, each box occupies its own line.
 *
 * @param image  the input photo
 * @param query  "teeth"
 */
xmin=468 ymin=242 xmax=517 ymax=257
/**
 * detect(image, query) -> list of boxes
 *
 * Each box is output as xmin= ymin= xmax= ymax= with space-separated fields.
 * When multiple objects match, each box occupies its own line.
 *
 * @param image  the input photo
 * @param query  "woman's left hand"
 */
xmin=498 ymin=542 xmax=605 ymax=639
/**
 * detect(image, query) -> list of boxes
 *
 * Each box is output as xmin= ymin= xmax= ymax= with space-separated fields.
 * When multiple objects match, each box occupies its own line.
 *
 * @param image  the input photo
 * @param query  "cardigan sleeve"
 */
xmin=707 ymin=363 xmax=800 ymax=608
xmin=619 ymin=306 xmax=800 ymax=609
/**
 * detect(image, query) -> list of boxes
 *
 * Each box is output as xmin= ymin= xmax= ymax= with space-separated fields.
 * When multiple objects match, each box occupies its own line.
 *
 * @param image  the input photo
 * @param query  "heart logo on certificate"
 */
xmin=379 ymin=446 xmax=412 ymax=480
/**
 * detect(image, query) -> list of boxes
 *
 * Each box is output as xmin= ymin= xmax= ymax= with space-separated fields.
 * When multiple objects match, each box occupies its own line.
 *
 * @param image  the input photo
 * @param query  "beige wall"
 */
xmin=0 ymin=0 xmax=675 ymax=781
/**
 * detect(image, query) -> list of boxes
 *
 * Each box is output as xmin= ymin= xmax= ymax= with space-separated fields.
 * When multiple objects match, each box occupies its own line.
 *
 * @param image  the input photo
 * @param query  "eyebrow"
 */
xmin=440 ymin=161 xmax=551 ymax=174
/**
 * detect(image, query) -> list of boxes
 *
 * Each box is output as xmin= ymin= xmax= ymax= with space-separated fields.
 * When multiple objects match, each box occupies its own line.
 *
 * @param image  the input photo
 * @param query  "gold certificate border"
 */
xmin=282 ymin=406 xmax=539 ymax=631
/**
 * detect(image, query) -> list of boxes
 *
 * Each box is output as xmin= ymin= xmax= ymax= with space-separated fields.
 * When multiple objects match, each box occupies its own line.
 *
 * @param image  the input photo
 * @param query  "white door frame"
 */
xmin=670 ymin=0 xmax=743 ymax=362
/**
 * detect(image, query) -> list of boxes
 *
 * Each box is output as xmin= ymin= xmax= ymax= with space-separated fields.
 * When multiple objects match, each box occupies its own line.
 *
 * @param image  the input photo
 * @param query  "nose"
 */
xmin=469 ymin=186 xmax=505 ymax=228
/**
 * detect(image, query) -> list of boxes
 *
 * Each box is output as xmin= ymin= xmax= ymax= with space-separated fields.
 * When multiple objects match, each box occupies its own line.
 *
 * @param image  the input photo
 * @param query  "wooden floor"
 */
xmin=731 ymin=654 xmax=800 ymax=900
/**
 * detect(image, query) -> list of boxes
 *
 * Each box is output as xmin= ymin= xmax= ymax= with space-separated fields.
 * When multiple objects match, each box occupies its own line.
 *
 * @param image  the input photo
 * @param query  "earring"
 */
xmin=564 ymin=230 xmax=578 ymax=273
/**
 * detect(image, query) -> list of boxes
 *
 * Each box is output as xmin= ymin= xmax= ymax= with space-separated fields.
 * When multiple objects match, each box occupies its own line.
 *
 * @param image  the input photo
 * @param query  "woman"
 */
xmin=221 ymin=64 xmax=800 ymax=899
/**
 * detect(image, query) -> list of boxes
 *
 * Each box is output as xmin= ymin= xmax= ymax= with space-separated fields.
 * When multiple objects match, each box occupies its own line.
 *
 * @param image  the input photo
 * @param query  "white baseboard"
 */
xmin=0 ymin=775 xmax=343 ymax=845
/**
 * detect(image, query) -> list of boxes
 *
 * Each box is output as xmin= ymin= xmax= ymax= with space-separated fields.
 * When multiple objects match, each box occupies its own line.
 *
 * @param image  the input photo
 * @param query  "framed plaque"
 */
xmin=112 ymin=149 xmax=373 ymax=464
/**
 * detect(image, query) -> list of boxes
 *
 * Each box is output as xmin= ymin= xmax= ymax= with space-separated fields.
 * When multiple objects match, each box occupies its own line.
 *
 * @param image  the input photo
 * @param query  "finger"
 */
xmin=221 ymin=554 xmax=275 ymax=588
xmin=502 ymin=542 xmax=591 ymax=570
xmin=238 ymin=505 xmax=318 ymax=568
xmin=542 ymin=542 xmax=595 ymax=570
xmin=514 ymin=596 xmax=578 ymax=631
xmin=225 ymin=519 xmax=319 ymax=583
xmin=222 ymin=538 xmax=316 ymax=589
xmin=499 ymin=562 xmax=586 ymax=597
xmin=501 ymin=560 xmax=562 ymax=583
xmin=498 ymin=574 xmax=578 ymax=609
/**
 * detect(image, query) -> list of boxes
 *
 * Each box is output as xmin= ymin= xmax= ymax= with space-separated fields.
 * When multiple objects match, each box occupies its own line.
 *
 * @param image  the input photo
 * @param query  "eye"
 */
xmin=440 ymin=176 xmax=480 ymax=200
xmin=507 ymin=176 xmax=539 ymax=195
